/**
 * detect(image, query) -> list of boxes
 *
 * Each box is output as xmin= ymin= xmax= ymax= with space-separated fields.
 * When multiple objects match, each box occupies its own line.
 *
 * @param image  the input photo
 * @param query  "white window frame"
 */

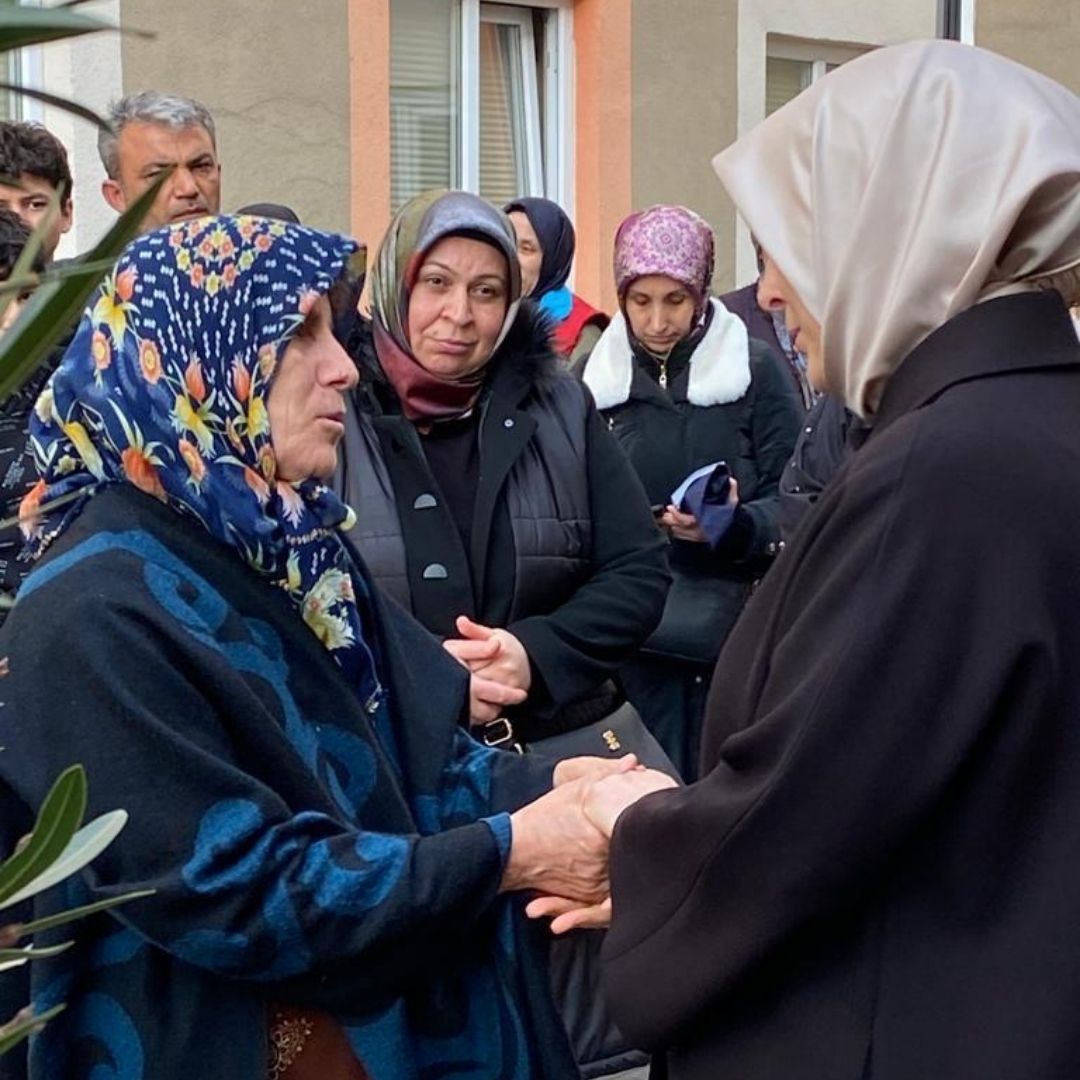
xmin=766 ymin=35 xmax=870 ymax=77
xmin=459 ymin=0 xmax=573 ymax=214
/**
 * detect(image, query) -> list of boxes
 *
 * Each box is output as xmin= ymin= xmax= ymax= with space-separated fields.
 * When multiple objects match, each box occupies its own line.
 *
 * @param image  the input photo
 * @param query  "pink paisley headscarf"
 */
xmin=713 ymin=40 xmax=1080 ymax=419
xmin=614 ymin=205 xmax=715 ymax=322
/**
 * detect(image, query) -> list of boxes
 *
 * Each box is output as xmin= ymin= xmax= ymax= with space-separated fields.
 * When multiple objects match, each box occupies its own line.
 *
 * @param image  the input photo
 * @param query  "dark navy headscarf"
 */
xmin=504 ymin=197 xmax=576 ymax=309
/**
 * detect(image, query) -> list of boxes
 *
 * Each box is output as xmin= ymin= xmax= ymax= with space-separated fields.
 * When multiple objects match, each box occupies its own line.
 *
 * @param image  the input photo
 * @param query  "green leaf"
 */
xmin=0 ymin=171 xmax=169 ymax=402
xmin=0 ymin=765 xmax=85 ymax=908
xmin=0 ymin=1003 xmax=65 ymax=1057
xmin=0 ymin=5 xmax=115 ymax=50
xmin=0 ymin=940 xmax=73 ymax=972
xmin=0 ymin=185 xmax=58 ymax=329
xmin=0 ymin=808 xmax=129 ymax=912
xmin=0 ymin=82 xmax=111 ymax=131
xmin=12 ymin=888 xmax=154 ymax=937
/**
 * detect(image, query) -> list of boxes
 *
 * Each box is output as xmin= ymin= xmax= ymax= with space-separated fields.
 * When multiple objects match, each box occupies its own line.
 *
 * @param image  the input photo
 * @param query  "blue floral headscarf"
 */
xmin=21 ymin=214 xmax=374 ymax=669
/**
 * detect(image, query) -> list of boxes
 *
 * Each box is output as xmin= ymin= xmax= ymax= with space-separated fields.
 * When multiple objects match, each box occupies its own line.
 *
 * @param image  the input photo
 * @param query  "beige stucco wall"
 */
xmin=631 ymin=0 xmax=739 ymax=292
xmin=976 ymin=0 xmax=1080 ymax=94
xmin=119 ymin=0 xmax=352 ymax=233
xmin=727 ymin=0 xmax=938 ymax=286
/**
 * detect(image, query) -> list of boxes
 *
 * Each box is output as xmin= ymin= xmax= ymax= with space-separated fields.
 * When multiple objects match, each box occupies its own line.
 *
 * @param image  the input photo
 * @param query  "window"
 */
xmin=390 ymin=0 xmax=572 ymax=214
xmin=765 ymin=36 xmax=869 ymax=115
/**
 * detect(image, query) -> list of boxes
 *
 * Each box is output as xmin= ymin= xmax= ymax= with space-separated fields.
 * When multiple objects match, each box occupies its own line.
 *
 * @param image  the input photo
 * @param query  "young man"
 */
xmin=0 ymin=121 xmax=74 ymax=263
xmin=98 ymin=90 xmax=221 ymax=231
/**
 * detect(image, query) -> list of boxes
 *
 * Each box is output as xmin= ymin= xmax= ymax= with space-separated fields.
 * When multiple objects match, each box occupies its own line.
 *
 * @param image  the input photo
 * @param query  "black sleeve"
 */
xmin=722 ymin=339 xmax=804 ymax=563
xmin=601 ymin=415 xmax=1040 ymax=1048
xmin=510 ymin=400 xmax=671 ymax=708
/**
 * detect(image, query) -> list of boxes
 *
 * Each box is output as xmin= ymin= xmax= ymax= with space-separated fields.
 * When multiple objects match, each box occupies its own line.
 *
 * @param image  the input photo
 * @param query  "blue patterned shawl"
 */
xmin=21 ymin=214 xmax=376 ymax=674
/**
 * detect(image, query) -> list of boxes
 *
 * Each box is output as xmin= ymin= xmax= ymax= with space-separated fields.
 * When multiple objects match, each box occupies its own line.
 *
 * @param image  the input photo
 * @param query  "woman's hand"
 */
xmin=500 ymin=778 xmax=610 ymax=902
xmin=468 ymin=674 xmax=527 ymax=725
xmin=553 ymin=753 xmax=640 ymax=786
xmin=444 ymin=615 xmax=532 ymax=692
xmin=658 ymin=478 xmax=739 ymax=542
xmin=582 ymin=768 xmax=679 ymax=838
xmin=525 ymin=894 xmax=613 ymax=934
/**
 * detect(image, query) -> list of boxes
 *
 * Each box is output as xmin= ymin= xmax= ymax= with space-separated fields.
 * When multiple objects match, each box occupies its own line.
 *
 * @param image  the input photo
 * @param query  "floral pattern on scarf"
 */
xmin=21 ymin=214 xmax=377 ymax=674
xmin=614 ymin=204 xmax=715 ymax=322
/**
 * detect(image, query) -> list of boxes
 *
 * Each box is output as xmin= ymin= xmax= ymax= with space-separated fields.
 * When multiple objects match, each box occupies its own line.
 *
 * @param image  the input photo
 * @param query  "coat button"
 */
xmin=503 ymin=418 xmax=515 ymax=428
xmin=413 ymin=493 xmax=437 ymax=509
xmin=422 ymin=563 xmax=449 ymax=580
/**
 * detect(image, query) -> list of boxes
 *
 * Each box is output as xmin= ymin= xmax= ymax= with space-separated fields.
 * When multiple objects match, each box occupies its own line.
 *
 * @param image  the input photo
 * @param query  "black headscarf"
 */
xmin=504 ymin=196 xmax=575 ymax=299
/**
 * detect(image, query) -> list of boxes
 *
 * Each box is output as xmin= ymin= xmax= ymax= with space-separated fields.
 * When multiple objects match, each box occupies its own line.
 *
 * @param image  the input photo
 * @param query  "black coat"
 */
xmin=336 ymin=307 xmax=670 ymax=737
xmin=601 ymin=292 xmax=1080 ymax=1079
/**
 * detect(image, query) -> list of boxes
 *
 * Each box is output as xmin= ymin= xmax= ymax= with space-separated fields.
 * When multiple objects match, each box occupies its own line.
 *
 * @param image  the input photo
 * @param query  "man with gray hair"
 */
xmin=98 ymin=90 xmax=221 ymax=232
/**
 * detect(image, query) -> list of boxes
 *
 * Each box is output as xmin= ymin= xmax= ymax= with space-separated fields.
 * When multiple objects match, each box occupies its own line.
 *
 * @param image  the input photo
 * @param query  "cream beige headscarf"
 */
xmin=713 ymin=40 xmax=1080 ymax=418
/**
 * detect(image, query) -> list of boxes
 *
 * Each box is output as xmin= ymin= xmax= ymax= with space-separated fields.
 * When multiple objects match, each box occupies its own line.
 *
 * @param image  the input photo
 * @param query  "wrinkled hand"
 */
xmin=553 ymin=753 xmax=640 ymax=787
xmin=444 ymin=616 xmax=532 ymax=693
xmin=500 ymin=778 xmax=610 ymax=903
xmin=659 ymin=478 xmax=739 ymax=542
xmin=583 ymin=768 xmax=679 ymax=838
xmin=525 ymin=893 xmax=612 ymax=935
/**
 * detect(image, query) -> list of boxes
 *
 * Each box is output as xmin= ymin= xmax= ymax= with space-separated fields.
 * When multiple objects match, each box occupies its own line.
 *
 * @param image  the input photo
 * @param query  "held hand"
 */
xmin=658 ymin=506 xmax=707 ymax=543
xmin=659 ymin=478 xmax=739 ymax=542
xmin=525 ymin=894 xmax=613 ymax=934
xmin=468 ymin=674 xmax=527 ymax=725
xmin=582 ymin=768 xmax=679 ymax=838
xmin=553 ymin=753 xmax=640 ymax=787
xmin=500 ymin=778 xmax=610 ymax=903
xmin=447 ymin=616 xmax=532 ymax=693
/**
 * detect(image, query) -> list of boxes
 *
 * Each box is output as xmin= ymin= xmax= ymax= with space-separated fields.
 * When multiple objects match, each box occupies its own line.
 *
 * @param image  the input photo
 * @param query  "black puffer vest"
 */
xmin=335 ymin=306 xmax=592 ymax=638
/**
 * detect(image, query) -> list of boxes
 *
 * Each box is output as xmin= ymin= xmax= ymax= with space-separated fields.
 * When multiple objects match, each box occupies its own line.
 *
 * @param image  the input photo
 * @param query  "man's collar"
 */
xmin=871 ymin=291 xmax=1080 ymax=438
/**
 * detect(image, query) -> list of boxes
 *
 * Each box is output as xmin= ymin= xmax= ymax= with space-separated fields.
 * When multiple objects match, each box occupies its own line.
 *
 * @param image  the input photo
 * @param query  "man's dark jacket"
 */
xmin=602 ymin=292 xmax=1080 ymax=1080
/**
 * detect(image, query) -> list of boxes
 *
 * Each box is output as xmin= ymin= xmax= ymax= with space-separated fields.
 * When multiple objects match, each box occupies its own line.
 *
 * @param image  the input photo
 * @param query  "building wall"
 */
xmin=728 ymin=0 xmax=938 ymax=285
xmin=39 ymin=0 xmax=124 ymax=258
xmin=976 ymin=0 xmax=1080 ymax=94
xmin=631 ymin=0 xmax=739 ymax=293
xmin=119 ymin=0 xmax=352 ymax=233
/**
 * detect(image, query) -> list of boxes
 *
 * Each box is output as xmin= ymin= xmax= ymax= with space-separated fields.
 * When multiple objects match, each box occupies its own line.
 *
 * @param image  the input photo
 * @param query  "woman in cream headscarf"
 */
xmin=528 ymin=41 xmax=1080 ymax=1080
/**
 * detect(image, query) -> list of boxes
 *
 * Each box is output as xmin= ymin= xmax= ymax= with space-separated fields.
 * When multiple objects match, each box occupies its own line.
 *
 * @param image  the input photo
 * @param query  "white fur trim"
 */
xmin=582 ymin=298 xmax=752 ymax=409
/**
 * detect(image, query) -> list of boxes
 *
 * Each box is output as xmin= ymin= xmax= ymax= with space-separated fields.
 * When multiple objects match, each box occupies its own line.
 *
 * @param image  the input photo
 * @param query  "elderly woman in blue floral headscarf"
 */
xmin=580 ymin=204 xmax=803 ymax=779
xmin=0 ymin=213 xmax=634 ymax=1080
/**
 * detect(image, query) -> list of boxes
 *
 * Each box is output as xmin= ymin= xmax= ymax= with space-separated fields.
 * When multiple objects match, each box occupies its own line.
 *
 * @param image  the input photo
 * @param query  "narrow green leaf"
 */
xmin=0 ymin=940 xmax=73 ymax=968
xmin=0 ymin=186 xmax=58 ymax=328
xmin=12 ymin=888 xmax=154 ymax=937
xmin=0 ymin=5 xmax=114 ymax=49
xmin=0 ymin=809 xmax=128 ymax=912
xmin=0 ymin=82 xmax=112 ymax=131
xmin=0 ymin=765 xmax=85 ymax=907
xmin=0 ymin=1003 xmax=65 ymax=1057
xmin=0 ymin=171 xmax=169 ymax=402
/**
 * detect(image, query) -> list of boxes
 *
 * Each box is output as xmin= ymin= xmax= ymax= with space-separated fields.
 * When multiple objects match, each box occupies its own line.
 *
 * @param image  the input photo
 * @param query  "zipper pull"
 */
xmin=658 ymin=361 xmax=668 ymax=390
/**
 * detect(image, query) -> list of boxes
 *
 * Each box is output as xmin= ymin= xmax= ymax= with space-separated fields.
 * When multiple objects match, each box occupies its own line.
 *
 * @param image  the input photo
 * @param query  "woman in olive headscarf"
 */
xmin=537 ymin=41 xmax=1080 ymax=1080
xmin=336 ymin=189 xmax=668 ymax=748
xmin=503 ymin=196 xmax=609 ymax=364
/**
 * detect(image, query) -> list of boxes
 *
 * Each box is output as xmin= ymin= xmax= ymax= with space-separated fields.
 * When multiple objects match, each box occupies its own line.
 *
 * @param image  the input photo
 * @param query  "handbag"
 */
xmin=479 ymin=697 xmax=682 ymax=781
xmin=640 ymin=567 xmax=750 ymax=666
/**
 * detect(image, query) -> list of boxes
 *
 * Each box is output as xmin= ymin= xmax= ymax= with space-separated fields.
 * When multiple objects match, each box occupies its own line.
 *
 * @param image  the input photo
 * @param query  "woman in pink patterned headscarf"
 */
xmin=579 ymin=204 xmax=803 ymax=778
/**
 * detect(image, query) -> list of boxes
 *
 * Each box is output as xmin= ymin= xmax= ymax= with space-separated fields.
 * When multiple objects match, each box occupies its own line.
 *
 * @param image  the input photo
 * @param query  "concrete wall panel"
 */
xmin=631 ymin=0 xmax=739 ymax=292
xmin=120 ymin=0 xmax=351 ymax=233
xmin=976 ymin=0 xmax=1080 ymax=94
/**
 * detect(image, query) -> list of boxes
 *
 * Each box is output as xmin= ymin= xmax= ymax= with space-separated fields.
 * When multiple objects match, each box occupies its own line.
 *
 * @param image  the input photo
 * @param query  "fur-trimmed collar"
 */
xmin=582 ymin=297 xmax=751 ymax=409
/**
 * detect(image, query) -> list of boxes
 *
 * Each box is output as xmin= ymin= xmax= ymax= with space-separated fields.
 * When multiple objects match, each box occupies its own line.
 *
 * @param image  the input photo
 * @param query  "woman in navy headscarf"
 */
xmin=504 ymin=197 xmax=608 ymax=365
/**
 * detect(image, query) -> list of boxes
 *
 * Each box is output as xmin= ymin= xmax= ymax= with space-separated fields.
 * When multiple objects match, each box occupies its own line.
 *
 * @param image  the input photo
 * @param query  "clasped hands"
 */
xmin=501 ymin=754 xmax=678 ymax=934
xmin=443 ymin=614 xmax=532 ymax=725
